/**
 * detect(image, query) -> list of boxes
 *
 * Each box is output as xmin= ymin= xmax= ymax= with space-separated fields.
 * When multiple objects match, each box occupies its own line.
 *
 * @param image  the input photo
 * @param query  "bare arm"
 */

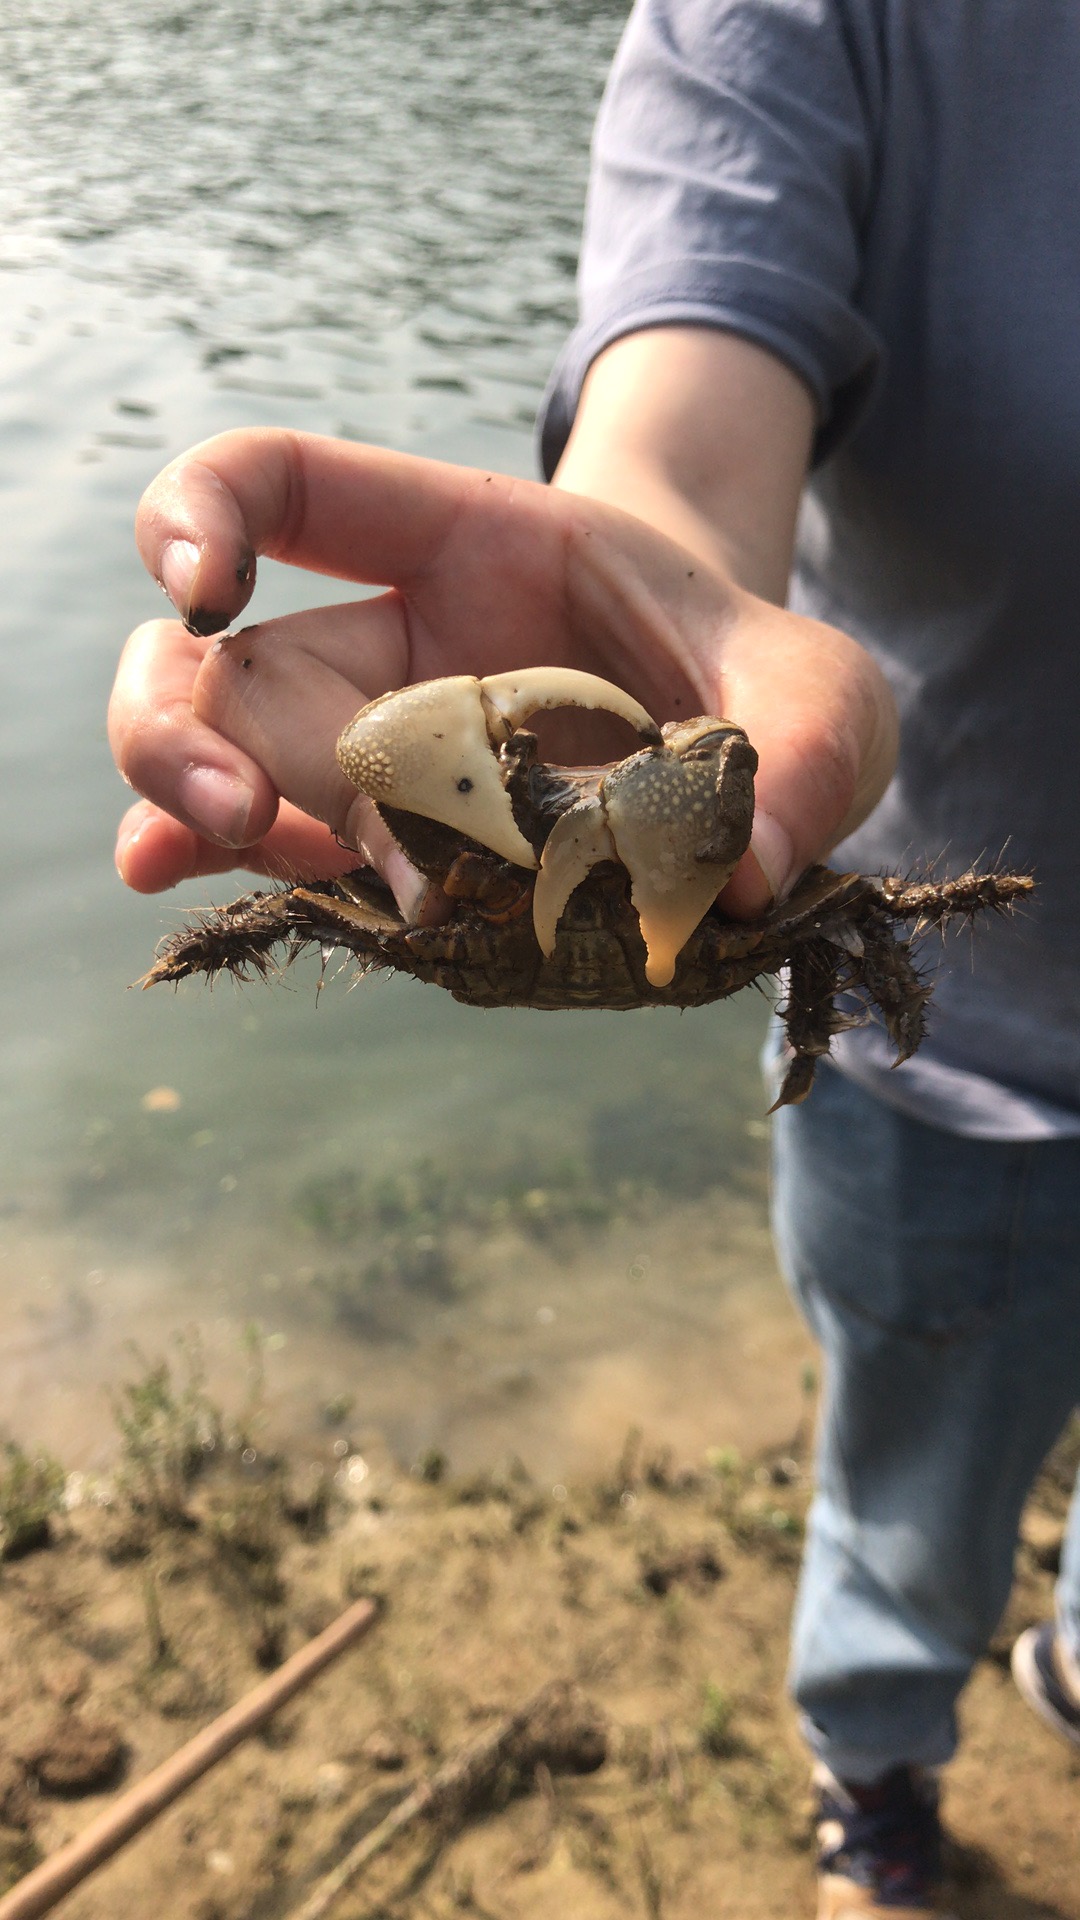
xmin=555 ymin=326 xmax=814 ymax=601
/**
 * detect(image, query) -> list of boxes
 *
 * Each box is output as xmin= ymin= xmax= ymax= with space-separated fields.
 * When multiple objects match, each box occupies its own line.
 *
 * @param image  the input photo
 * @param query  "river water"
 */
xmin=0 ymin=0 xmax=796 ymax=1477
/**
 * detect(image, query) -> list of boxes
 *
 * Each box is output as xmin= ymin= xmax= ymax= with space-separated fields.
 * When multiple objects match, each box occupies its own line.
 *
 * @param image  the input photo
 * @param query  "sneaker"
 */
xmin=1011 ymin=1622 xmax=1080 ymax=1749
xmin=814 ymin=1763 xmax=954 ymax=1918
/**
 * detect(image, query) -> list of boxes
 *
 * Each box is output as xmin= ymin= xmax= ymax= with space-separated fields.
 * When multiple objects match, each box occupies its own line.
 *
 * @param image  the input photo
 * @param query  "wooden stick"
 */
xmin=291 ymin=1680 xmax=589 ymax=1920
xmin=0 ymin=1595 xmax=380 ymax=1920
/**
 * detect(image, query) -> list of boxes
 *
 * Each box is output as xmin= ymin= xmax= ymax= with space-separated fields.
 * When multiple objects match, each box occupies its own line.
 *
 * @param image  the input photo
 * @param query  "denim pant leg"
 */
xmin=771 ymin=1061 xmax=1080 ymax=1784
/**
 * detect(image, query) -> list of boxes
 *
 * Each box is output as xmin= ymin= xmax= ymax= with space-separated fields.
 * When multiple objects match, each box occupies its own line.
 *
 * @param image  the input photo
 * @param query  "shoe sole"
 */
xmin=1011 ymin=1628 xmax=1080 ymax=1750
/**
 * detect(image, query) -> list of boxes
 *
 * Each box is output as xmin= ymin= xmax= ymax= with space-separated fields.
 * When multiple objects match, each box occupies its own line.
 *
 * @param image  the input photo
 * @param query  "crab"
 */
xmin=144 ymin=668 xmax=1033 ymax=1108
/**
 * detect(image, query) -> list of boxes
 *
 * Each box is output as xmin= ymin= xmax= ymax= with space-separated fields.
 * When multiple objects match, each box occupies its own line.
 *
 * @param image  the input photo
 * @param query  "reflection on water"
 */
xmin=0 ymin=0 xmax=786 ymax=1471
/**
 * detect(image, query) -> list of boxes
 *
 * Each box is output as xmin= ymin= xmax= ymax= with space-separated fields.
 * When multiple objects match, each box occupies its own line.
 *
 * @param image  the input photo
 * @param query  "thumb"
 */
xmin=707 ymin=598 xmax=899 ymax=918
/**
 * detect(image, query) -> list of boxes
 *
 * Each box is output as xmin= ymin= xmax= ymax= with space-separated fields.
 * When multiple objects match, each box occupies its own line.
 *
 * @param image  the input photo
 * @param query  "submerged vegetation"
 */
xmin=294 ymin=1150 xmax=611 ymax=1255
xmin=289 ymin=1087 xmax=763 ymax=1329
xmin=292 ymin=1149 xmax=619 ymax=1328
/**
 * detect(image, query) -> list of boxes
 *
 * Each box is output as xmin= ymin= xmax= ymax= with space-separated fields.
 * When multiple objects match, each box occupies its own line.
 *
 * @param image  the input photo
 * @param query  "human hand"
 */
xmin=109 ymin=428 xmax=897 ymax=920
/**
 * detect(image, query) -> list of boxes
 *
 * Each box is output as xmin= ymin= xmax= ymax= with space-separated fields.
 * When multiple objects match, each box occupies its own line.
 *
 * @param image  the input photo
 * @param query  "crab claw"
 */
xmin=533 ymin=720 xmax=756 ymax=989
xmin=337 ymin=669 xmax=661 ymax=871
xmin=337 ymin=675 xmax=538 ymax=867
xmin=477 ymin=668 xmax=661 ymax=746
xmin=605 ymin=727 xmax=755 ymax=988
xmin=605 ymin=798 xmax=735 ymax=990
xmin=532 ymin=798 xmax=617 ymax=960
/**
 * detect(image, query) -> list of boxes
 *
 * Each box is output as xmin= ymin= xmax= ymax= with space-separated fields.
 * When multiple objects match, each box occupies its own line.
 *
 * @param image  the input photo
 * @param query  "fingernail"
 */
xmin=159 ymin=540 xmax=201 ymax=620
xmin=411 ymin=881 xmax=454 ymax=929
xmin=115 ymin=813 xmax=148 ymax=880
xmin=176 ymin=765 xmax=255 ymax=847
xmin=749 ymin=808 xmax=797 ymax=903
xmin=185 ymin=605 xmax=233 ymax=639
xmin=382 ymin=846 xmax=434 ymax=923
xmin=353 ymin=805 xmax=433 ymax=922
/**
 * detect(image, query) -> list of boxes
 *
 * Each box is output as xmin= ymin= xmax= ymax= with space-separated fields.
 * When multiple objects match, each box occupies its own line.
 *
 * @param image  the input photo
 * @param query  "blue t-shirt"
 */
xmin=540 ymin=0 xmax=1080 ymax=1140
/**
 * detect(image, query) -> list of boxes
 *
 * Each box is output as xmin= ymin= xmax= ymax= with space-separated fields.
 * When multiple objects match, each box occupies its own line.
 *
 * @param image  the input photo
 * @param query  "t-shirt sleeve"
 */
xmin=539 ymin=0 xmax=885 ymax=477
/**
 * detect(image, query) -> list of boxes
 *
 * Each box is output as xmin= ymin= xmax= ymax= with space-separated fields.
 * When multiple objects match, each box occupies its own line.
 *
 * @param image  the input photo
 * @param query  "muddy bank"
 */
xmin=0 ymin=1366 xmax=1077 ymax=1920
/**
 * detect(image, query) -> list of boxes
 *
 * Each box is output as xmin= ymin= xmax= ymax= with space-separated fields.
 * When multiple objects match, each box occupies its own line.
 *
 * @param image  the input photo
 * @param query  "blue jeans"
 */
xmin=771 ymin=1060 xmax=1080 ymax=1784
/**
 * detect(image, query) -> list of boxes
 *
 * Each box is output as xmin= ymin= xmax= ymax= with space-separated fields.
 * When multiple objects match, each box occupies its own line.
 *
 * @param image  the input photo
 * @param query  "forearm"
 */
xmin=552 ymin=325 xmax=816 ymax=602
xmin=549 ymin=322 xmax=897 ymax=903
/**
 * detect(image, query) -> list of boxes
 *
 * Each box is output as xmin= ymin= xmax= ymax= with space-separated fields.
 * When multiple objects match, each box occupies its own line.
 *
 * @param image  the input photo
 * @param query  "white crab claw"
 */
xmin=531 ymin=730 xmax=752 ymax=989
xmin=603 ymin=757 xmax=742 ymax=988
xmin=615 ymin=855 xmax=732 ymax=989
xmin=479 ymin=667 xmax=661 ymax=744
xmin=337 ymin=669 xmax=662 ymax=873
xmin=532 ymin=797 xmax=618 ymax=959
xmin=337 ymin=675 xmax=539 ymax=868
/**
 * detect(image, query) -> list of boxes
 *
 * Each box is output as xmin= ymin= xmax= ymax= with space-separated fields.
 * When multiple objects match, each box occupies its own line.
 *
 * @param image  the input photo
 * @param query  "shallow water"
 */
xmin=0 ymin=0 xmax=784 ymax=1472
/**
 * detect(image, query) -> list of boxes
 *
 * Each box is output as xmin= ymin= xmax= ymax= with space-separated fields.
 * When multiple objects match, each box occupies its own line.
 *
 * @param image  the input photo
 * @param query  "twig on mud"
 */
xmin=650 ymin=1722 xmax=686 ymax=1809
xmin=635 ymin=1827 xmax=664 ymax=1920
xmin=290 ymin=1679 xmax=606 ymax=1920
xmin=0 ymin=1596 xmax=380 ymax=1920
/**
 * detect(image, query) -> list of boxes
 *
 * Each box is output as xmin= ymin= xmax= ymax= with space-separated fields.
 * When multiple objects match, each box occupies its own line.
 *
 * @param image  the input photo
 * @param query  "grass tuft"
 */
xmin=0 ymin=1442 xmax=66 ymax=1560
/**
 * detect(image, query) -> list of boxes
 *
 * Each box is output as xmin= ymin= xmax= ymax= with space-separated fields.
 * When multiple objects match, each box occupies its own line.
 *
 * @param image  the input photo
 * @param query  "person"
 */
xmin=108 ymin=3 xmax=1080 ymax=1914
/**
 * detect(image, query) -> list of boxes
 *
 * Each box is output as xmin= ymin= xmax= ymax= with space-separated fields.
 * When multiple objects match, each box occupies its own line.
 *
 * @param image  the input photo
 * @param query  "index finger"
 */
xmin=137 ymin=428 xmax=538 ymax=637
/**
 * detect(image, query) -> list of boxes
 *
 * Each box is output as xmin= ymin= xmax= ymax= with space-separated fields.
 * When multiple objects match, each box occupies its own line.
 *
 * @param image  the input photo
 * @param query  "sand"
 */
xmin=0 ymin=1383 xmax=1077 ymax=1920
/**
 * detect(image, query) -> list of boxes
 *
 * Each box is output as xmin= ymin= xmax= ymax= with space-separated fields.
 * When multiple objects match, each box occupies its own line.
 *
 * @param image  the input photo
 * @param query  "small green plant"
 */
xmin=698 ymin=1681 xmax=737 ymax=1758
xmin=0 ymin=1442 xmax=65 ymax=1559
xmin=110 ymin=1334 xmax=223 ymax=1522
xmin=296 ymin=1161 xmax=459 ymax=1310
xmin=292 ymin=1168 xmax=369 ymax=1242
xmin=479 ymin=1160 xmax=613 ymax=1242
xmin=294 ymin=1159 xmax=453 ymax=1243
xmin=142 ymin=1567 xmax=171 ymax=1667
xmin=236 ymin=1320 xmax=269 ymax=1454
xmin=765 ymin=1506 xmax=800 ymax=1535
